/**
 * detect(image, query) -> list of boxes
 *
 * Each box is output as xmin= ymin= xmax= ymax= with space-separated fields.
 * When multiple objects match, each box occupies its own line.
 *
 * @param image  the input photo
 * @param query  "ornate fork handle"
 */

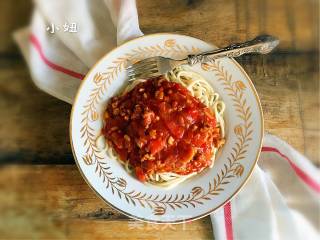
xmin=187 ymin=35 xmax=280 ymax=65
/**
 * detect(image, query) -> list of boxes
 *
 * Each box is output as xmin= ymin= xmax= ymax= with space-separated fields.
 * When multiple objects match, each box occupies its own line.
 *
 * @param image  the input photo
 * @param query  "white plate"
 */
xmin=70 ymin=33 xmax=263 ymax=223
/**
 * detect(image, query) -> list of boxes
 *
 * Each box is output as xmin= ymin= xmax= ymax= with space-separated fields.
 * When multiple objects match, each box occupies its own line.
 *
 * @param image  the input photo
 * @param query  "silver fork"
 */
xmin=127 ymin=35 xmax=279 ymax=80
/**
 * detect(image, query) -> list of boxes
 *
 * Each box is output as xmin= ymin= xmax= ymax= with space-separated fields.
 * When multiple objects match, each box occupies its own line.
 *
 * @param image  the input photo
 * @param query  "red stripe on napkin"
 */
xmin=262 ymin=146 xmax=320 ymax=193
xmin=29 ymin=34 xmax=85 ymax=80
xmin=224 ymin=202 xmax=234 ymax=240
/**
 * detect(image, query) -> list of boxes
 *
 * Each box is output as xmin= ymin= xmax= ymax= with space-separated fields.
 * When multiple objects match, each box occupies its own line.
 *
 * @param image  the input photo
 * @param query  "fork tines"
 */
xmin=127 ymin=57 xmax=161 ymax=81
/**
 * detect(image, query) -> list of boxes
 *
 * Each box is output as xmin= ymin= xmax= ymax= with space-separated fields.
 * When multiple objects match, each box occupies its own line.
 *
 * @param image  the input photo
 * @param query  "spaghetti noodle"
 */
xmin=100 ymin=66 xmax=225 ymax=189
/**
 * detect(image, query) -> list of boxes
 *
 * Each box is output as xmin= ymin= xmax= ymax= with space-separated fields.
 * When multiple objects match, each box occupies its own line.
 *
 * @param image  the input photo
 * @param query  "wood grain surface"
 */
xmin=0 ymin=0 xmax=319 ymax=239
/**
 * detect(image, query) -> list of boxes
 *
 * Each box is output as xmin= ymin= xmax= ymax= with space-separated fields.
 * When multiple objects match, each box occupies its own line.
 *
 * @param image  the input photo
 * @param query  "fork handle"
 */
xmin=186 ymin=35 xmax=279 ymax=65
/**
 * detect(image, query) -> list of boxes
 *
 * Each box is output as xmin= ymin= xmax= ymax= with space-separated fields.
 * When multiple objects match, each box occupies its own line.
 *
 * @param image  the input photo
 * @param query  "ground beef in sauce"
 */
xmin=102 ymin=76 xmax=223 ymax=182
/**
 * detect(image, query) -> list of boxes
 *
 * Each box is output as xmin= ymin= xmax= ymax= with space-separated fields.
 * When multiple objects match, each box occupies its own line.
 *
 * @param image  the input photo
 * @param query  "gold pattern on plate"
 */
xmin=93 ymin=72 xmax=104 ymax=84
xmin=164 ymin=39 xmax=176 ymax=48
xmin=233 ymin=164 xmax=245 ymax=177
xmin=82 ymin=154 xmax=94 ymax=165
xmin=234 ymin=124 xmax=243 ymax=136
xmin=90 ymin=111 xmax=99 ymax=121
xmin=79 ymin=40 xmax=253 ymax=216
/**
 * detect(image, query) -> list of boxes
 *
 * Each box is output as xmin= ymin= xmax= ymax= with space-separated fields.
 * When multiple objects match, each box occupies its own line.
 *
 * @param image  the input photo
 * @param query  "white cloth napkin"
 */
xmin=211 ymin=134 xmax=319 ymax=240
xmin=14 ymin=1 xmax=319 ymax=239
xmin=14 ymin=0 xmax=142 ymax=103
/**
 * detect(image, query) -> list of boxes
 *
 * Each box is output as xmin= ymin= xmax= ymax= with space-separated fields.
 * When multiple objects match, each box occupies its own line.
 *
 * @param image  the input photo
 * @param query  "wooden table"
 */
xmin=0 ymin=0 xmax=319 ymax=239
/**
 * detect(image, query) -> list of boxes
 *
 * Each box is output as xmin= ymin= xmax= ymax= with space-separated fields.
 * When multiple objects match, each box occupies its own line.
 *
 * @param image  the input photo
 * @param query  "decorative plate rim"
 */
xmin=69 ymin=33 xmax=264 ymax=224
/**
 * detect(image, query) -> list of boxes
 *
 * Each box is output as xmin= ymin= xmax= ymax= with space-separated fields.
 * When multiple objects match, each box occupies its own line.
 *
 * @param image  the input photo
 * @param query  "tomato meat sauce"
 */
xmin=102 ymin=76 xmax=222 ymax=182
